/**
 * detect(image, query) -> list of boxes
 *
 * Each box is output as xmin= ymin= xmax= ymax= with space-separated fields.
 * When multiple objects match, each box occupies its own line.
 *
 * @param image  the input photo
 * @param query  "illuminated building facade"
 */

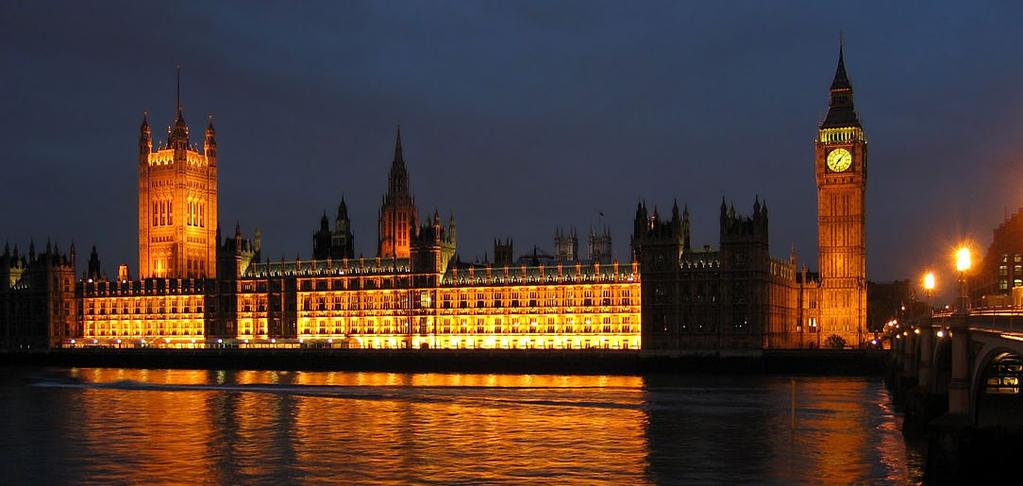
xmin=137 ymin=72 xmax=218 ymax=279
xmin=80 ymin=278 xmax=208 ymax=347
xmin=77 ymin=123 xmax=639 ymax=350
xmin=0 ymin=242 xmax=78 ymax=349
xmin=815 ymin=45 xmax=868 ymax=347
xmin=972 ymin=209 xmax=1023 ymax=306
xmin=231 ymin=253 xmax=640 ymax=350
xmin=41 ymin=50 xmax=871 ymax=351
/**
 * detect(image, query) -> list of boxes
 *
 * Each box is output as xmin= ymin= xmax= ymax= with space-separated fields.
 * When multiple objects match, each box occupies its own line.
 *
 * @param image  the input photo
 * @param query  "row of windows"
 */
xmin=299 ymin=324 xmax=637 ymax=336
xmin=998 ymin=279 xmax=1022 ymax=290
xmin=299 ymin=298 xmax=634 ymax=311
xmin=86 ymin=300 xmax=204 ymax=315
xmin=152 ymin=200 xmax=173 ymax=226
xmin=83 ymin=325 xmax=203 ymax=337
xmin=186 ymin=199 xmax=206 ymax=227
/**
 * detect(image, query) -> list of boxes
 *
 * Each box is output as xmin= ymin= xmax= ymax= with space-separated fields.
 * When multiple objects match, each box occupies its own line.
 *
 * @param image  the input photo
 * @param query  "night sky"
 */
xmin=4 ymin=1 xmax=1023 ymax=298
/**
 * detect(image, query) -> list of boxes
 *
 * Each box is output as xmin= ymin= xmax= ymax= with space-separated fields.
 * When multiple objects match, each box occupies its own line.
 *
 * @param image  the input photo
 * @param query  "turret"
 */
xmin=631 ymin=201 xmax=649 ymax=261
xmin=494 ymin=238 xmax=514 ymax=265
xmin=554 ymin=226 xmax=578 ymax=262
xmin=139 ymin=112 xmax=152 ymax=164
xmin=87 ymin=245 xmax=102 ymax=281
xmin=336 ymin=197 xmax=350 ymax=231
xmin=204 ymin=115 xmax=217 ymax=162
xmin=447 ymin=212 xmax=457 ymax=245
xmin=682 ymin=204 xmax=691 ymax=251
xmin=313 ymin=210 xmax=333 ymax=259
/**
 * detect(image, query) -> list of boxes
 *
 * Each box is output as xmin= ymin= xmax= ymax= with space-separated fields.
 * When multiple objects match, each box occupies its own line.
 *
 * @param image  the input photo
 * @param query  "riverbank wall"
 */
xmin=1 ymin=348 xmax=886 ymax=375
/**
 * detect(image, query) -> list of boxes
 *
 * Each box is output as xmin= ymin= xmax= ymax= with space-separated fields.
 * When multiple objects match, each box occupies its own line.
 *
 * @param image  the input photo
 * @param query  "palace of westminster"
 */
xmin=0 ymin=48 xmax=870 ymax=352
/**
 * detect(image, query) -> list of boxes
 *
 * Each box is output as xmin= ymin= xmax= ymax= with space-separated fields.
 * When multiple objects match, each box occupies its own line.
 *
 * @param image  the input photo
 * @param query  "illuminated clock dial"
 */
xmin=826 ymin=148 xmax=852 ymax=172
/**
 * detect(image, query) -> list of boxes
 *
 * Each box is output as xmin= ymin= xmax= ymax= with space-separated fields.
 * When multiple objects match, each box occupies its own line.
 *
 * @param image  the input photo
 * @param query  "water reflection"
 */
xmin=0 ymin=369 xmax=917 ymax=484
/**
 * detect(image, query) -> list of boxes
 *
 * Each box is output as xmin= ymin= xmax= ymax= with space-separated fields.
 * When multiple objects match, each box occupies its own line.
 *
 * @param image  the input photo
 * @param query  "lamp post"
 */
xmin=949 ymin=246 xmax=971 ymax=416
xmin=918 ymin=272 xmax=936 ymax=391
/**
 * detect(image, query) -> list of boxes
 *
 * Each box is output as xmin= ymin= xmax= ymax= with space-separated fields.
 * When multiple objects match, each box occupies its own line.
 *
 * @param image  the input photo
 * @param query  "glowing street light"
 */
xmin=954 ymin=245 xmax=972 ymax=314
xmin=955 ymin=247 xmax=972 ymax=273
xmin=923 ymin=272 xmax=936 ymax=292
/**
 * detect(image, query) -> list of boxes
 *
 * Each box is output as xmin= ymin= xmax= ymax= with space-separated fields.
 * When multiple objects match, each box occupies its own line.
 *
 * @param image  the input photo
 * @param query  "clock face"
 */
xmin=826 ymin=148 xmax=853 ymax=172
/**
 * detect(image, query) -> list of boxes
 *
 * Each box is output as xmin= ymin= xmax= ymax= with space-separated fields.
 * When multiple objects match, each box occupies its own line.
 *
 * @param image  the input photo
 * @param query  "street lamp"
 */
xmin=955 ymin=246 xmax=972 ymax=313
xmin=955 ymin=247 xmax=971 ymax=273
xmin=949 ymin=244 xmax=973 ymax=415
xmin=923 ymin=272 xmax=936 ymax=293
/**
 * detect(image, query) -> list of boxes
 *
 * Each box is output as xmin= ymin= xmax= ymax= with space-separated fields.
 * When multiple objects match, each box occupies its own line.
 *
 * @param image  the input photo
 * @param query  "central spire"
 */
xmin=176 ymin=65 xmax=182 ymax=115
xmin=820 ymin=41 xmax=860 ymax=129
xmin=168 ymin=65 xmax=189 ymax=149
xmin=830 ymin=41 xmax=851 ymax=91
xmin=385 ymin=124 xmax=411 ymax=204
xmin=393 ymin=124 xmax=404 ymax=165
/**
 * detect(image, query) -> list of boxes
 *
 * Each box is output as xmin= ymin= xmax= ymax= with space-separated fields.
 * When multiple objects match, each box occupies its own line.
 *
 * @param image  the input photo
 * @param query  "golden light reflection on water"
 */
xmin=9 ymin=369 xmax=918 ymax=484
xmin=64 ymin=369 xmax=650 ymax=484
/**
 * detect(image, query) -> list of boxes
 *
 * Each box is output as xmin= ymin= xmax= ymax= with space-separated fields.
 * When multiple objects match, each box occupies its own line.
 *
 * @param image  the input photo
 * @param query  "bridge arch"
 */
xmin=973 ymin=348 xmax=1023 ymax=429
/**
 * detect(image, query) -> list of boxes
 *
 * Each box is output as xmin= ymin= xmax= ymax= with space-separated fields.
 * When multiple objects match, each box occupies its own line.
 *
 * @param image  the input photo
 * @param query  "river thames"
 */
xmin=0 ymin=368 xmax=922 ymax=484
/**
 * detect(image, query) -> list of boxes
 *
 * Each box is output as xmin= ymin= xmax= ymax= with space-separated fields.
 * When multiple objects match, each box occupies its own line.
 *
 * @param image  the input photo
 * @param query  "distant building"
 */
xmin=554 ymin=227 xmax=578 ymax=262
xmin=972 ymin=209 xmax=1023 ymax=306
xmin=867 ymin=279 xmax=914 ymax=332
xmin=587 ymin=225 xmax=613 ymax=264
xmin=0 ymin=242 xmax=78 ymax=349
xmin=313 ymin=198 xmax=355 ymax=260
xmin=493 ymin=239 xmax=514 ymax=266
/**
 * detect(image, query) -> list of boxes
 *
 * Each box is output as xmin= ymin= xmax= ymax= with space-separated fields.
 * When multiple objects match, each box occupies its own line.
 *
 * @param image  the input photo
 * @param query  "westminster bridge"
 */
xmin=891 ymin=306 xmax=1023 ymax=430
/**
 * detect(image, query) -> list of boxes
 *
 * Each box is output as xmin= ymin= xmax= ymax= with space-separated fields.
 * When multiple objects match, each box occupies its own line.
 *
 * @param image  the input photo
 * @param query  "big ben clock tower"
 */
xmin=816 ymin=45 xmax=866 ymax=347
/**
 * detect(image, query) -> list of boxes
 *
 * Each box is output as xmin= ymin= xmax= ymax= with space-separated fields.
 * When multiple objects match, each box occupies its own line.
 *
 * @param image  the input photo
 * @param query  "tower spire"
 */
xmin=176 ymin=65 xmax=182 ymax=115
xmin=820 ymin=40 xmax=859 ymax=129
xmin=394 ymin=124 xmax=404 ymax=164
xmin=168 ymin=65 xmax=189 ymax=149
xmin=830 ymin=41 xmax=851 ymax=91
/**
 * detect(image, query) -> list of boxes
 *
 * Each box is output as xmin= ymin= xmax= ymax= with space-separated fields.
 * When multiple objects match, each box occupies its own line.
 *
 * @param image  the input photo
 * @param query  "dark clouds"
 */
xmin=3 ymin=1 xmax=1023 ymax=299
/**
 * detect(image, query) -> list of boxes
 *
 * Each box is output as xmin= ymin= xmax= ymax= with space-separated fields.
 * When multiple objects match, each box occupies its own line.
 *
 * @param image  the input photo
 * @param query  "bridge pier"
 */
xmin=917 ymin=315 xmax=934 ymax=392
xmin=948 ymin=313 xmax=970 ymax=416
xmin=901 ymin=327 xmax=917 ymax=382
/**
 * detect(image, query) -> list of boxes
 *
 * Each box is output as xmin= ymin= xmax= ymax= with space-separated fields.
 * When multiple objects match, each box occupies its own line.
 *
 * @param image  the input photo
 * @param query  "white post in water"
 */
xmin=790 ymin=379 xmax=796 ymax=429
